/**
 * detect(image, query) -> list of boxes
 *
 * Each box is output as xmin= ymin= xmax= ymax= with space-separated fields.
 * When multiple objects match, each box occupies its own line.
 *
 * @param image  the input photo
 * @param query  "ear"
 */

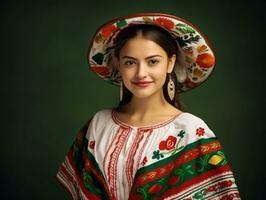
xmin=167 ymin=54 xmax=176 ymax=73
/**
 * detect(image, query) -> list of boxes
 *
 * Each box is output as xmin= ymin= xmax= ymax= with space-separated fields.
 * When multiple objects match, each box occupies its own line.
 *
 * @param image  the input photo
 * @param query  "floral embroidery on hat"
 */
xmin=91 ymin=66 xmax=110 ymax=76
xmin=88 ymin=13 xmax=216 ymax=92
xmin=101 ymin=24 xmax=118 ymax=38
xmin=153 ymin=17 xmax=175 ymax=29
xmin=89 ymin=140 xmax=96 ymax=149
xmin=196 ymin=53 xmax=215 ymax=68
xmin=196 ymin=127 xmax=205 ymax=137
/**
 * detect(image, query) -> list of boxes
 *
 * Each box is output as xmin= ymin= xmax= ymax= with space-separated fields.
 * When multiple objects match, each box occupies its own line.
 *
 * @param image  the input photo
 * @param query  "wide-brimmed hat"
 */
xmin=87 ymin=13 xmax=215 ymax=92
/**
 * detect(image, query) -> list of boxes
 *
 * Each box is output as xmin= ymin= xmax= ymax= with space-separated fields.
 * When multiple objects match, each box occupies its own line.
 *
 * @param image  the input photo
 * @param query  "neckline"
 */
xmin=111 ymin=108 xmax=187 ymax=130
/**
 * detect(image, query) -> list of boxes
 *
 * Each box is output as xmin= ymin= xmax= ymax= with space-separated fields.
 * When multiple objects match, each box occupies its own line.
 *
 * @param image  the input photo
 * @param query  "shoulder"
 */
xmin=177 ymin=112 xmax=208 ymax=126
xmin=83 ymin=108 xmax=116 ymax=135
xmin=78 ymin=108 xmax=113 ymax=133
xmin=91 ymin=108 xmax=112 ymax=121
xmin=87 ymin=108 xmax=113 ymax=128
xmin=77 ymin=108 xmax=114 ymax=141
xmin=172 ymin=112 xmax=216 ymax=139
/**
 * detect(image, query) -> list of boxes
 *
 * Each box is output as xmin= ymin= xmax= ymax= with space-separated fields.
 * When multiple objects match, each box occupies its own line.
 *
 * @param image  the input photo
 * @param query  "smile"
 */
xmin=132 ymin=81 xmax=153 ymax=87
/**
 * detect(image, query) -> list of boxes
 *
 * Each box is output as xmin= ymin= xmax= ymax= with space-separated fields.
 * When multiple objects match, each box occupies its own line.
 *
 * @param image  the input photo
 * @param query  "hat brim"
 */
xmin=87 ymin=13 xmax=216 ymax=93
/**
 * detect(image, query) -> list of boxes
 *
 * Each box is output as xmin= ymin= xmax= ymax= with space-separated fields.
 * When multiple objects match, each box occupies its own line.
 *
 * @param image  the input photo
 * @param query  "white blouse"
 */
xmin=56 ymin=107 xmax=241 ymax=199
xmin=85 ymin=108 xmax=217 ymax=200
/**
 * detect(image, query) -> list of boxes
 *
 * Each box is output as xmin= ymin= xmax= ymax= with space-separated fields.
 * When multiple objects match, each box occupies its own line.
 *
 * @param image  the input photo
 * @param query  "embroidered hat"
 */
xmin=87 ymin=13 xmax=216 ymax=92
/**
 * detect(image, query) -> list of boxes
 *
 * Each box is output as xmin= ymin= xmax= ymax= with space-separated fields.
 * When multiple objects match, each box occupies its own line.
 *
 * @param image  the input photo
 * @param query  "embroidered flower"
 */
xmin=153 ymin=17 xmax=175 ymax=29
xmin=159 ymin=135 xmax=177 ymax=151
xmin=152 ymin=131 xmax=186 ymax=160
xmin=196 ymin=53 xmax=215 ymax=68
xmin=91 ymin=66 xmax=110 ymax=76
xmin=89 ymin=140 xmax=95 ymax=149
xmin=141 ymin=156 xmax=148 ymax=166
xmin=101 ymin=24 xmax=118 ymax=38
xmin=196 ymin=127 xmax=205 ymax=137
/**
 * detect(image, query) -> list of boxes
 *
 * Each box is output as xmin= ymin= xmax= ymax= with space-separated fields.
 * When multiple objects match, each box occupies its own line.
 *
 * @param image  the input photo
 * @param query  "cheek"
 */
xmin=152 ymin=68 xmax=167 ymax=83
xmin=119 ymin=69 xmax=134 ymax=83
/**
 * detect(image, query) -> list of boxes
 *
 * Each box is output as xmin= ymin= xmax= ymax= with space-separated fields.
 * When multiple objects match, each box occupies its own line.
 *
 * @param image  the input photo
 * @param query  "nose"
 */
xmin=135 ymin=62 xmax=147 ymax=79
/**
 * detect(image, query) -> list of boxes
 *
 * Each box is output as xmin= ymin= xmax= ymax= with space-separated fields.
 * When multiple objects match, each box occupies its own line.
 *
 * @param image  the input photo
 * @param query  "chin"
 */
xmin=130 ymin=90 xmax=158 ymax=99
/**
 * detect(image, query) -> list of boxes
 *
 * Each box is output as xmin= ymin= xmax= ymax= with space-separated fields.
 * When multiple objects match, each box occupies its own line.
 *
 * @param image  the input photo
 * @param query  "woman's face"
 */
xmin=117 ymin=34 xmax=176 ymax=100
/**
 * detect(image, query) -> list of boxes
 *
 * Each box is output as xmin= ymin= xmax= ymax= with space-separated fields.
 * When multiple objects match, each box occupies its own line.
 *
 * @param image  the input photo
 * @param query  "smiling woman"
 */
xmin=55 ymin=13 xmax=241 ymax=200
xmin=113 ymin=24 xmax=181 ymax=109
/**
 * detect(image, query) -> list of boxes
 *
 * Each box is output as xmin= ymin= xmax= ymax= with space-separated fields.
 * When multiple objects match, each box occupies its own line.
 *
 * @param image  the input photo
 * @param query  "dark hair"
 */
xmin=114 ymin=24 xmax=186 ymax=110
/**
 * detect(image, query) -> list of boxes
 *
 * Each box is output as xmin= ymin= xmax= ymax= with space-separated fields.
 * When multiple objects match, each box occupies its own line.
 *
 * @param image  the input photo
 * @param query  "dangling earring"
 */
xmin=167 ymin=73 xmax=175 ymax=101
xmin=120 ymin=81 xmax=123 ymax=101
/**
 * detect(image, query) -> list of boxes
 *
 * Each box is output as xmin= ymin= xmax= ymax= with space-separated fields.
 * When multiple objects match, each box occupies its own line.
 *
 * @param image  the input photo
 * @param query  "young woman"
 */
xmin=56 ymin=13 xmax=241 ymax=200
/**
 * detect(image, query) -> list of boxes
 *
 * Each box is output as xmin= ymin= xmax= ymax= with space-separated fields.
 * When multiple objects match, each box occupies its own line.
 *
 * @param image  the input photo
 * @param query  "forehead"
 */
xmin=119 ymin=35 xmax=167 ymax=58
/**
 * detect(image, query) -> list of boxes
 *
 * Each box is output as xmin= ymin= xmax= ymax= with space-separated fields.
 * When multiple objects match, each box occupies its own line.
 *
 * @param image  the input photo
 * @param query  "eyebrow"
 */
xmin=121 ymin=55 xmax=162 ymax=60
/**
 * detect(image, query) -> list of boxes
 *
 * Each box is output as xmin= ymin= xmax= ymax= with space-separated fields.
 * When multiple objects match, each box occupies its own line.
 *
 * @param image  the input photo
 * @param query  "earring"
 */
xmin=120 ymin=81 xmax=123 ymax=101
xmin=167 ymin=73 xmax=175 ymax=101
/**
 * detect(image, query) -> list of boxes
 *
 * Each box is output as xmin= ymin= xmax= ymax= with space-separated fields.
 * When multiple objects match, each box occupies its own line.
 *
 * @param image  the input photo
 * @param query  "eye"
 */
xmin=124 ymin=60 xmax=135 ymax=66
xmin=148 ymin=59 xmax=159 ymax=65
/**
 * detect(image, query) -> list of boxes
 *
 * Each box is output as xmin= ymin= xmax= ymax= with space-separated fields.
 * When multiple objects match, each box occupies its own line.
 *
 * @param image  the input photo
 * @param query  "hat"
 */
xmin=87 ymin=13 xmax=215 ymax=92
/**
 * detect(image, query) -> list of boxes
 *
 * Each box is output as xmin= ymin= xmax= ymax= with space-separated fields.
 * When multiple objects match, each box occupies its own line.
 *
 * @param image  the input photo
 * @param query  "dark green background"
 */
xmin=1 ymin=0 xmax=265 ymax=199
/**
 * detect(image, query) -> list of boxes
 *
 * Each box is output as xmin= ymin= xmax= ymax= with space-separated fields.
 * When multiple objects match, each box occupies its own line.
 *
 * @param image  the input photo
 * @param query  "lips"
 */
xmin=132 ymin=81 xmax=153 ymax=87
xmin=134 ymin=81 xmax=153 ymax=84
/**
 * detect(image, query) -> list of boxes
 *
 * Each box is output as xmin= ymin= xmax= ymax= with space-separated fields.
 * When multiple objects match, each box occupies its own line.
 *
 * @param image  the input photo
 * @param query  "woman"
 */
xmin=56 ymin=13 xmax=241 ymax=200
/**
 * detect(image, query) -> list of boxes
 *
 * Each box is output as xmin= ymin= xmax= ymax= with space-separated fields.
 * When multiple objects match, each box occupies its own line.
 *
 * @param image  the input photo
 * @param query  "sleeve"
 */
xmin=129 ymin=116 xmax=241 ymax=200
xmin=55 ymin=117 xmax=111 ymax=200
xmin=179 ymin=118 xmax=242 ymax=199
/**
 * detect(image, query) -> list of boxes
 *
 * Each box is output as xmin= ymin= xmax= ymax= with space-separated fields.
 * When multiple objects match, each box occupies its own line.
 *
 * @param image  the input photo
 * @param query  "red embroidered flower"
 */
xmin=89 ymin=140 xmax=95 ymax=149
xmin=196 ymin=53 xmax=215 ymax=68
xmin=91 ymin=66 xmax=110 ymax=76
xmin=196 ymin=127 xmax=205 ymax=137
xmin=159 ymin=136 xmax=177 ymax=151
xmin=101 ymin=24 xmax=118 ymax=38
xmin=154 ymin=17 xmax=175 ymax=29
xmin=141 ymin=156 xmax=148 ymax=166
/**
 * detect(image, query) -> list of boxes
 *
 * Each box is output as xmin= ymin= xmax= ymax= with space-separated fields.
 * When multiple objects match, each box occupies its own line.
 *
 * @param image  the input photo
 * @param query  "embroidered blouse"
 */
xmin=56 ymin=108 xmax=241 ymax=200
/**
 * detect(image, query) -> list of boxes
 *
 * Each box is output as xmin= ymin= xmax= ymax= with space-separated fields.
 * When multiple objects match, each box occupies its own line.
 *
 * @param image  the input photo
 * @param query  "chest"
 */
xmin=87 ymin=125 xmax=188 ymax=199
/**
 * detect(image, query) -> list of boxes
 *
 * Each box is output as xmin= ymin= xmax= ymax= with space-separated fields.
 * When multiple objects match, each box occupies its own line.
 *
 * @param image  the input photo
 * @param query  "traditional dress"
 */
xmin=56 ymin=108 xmax=241 ymax=200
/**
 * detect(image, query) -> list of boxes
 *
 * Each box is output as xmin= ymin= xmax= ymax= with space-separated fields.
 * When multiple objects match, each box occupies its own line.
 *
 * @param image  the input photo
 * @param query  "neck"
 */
xmin=124 ymin=89 xmax=171 ymax=117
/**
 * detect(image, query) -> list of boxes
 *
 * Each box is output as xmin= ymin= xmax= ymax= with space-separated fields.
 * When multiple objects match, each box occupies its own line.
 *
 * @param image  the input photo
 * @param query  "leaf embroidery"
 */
xmin=152 ymin=150 xmax=164 ymax=160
